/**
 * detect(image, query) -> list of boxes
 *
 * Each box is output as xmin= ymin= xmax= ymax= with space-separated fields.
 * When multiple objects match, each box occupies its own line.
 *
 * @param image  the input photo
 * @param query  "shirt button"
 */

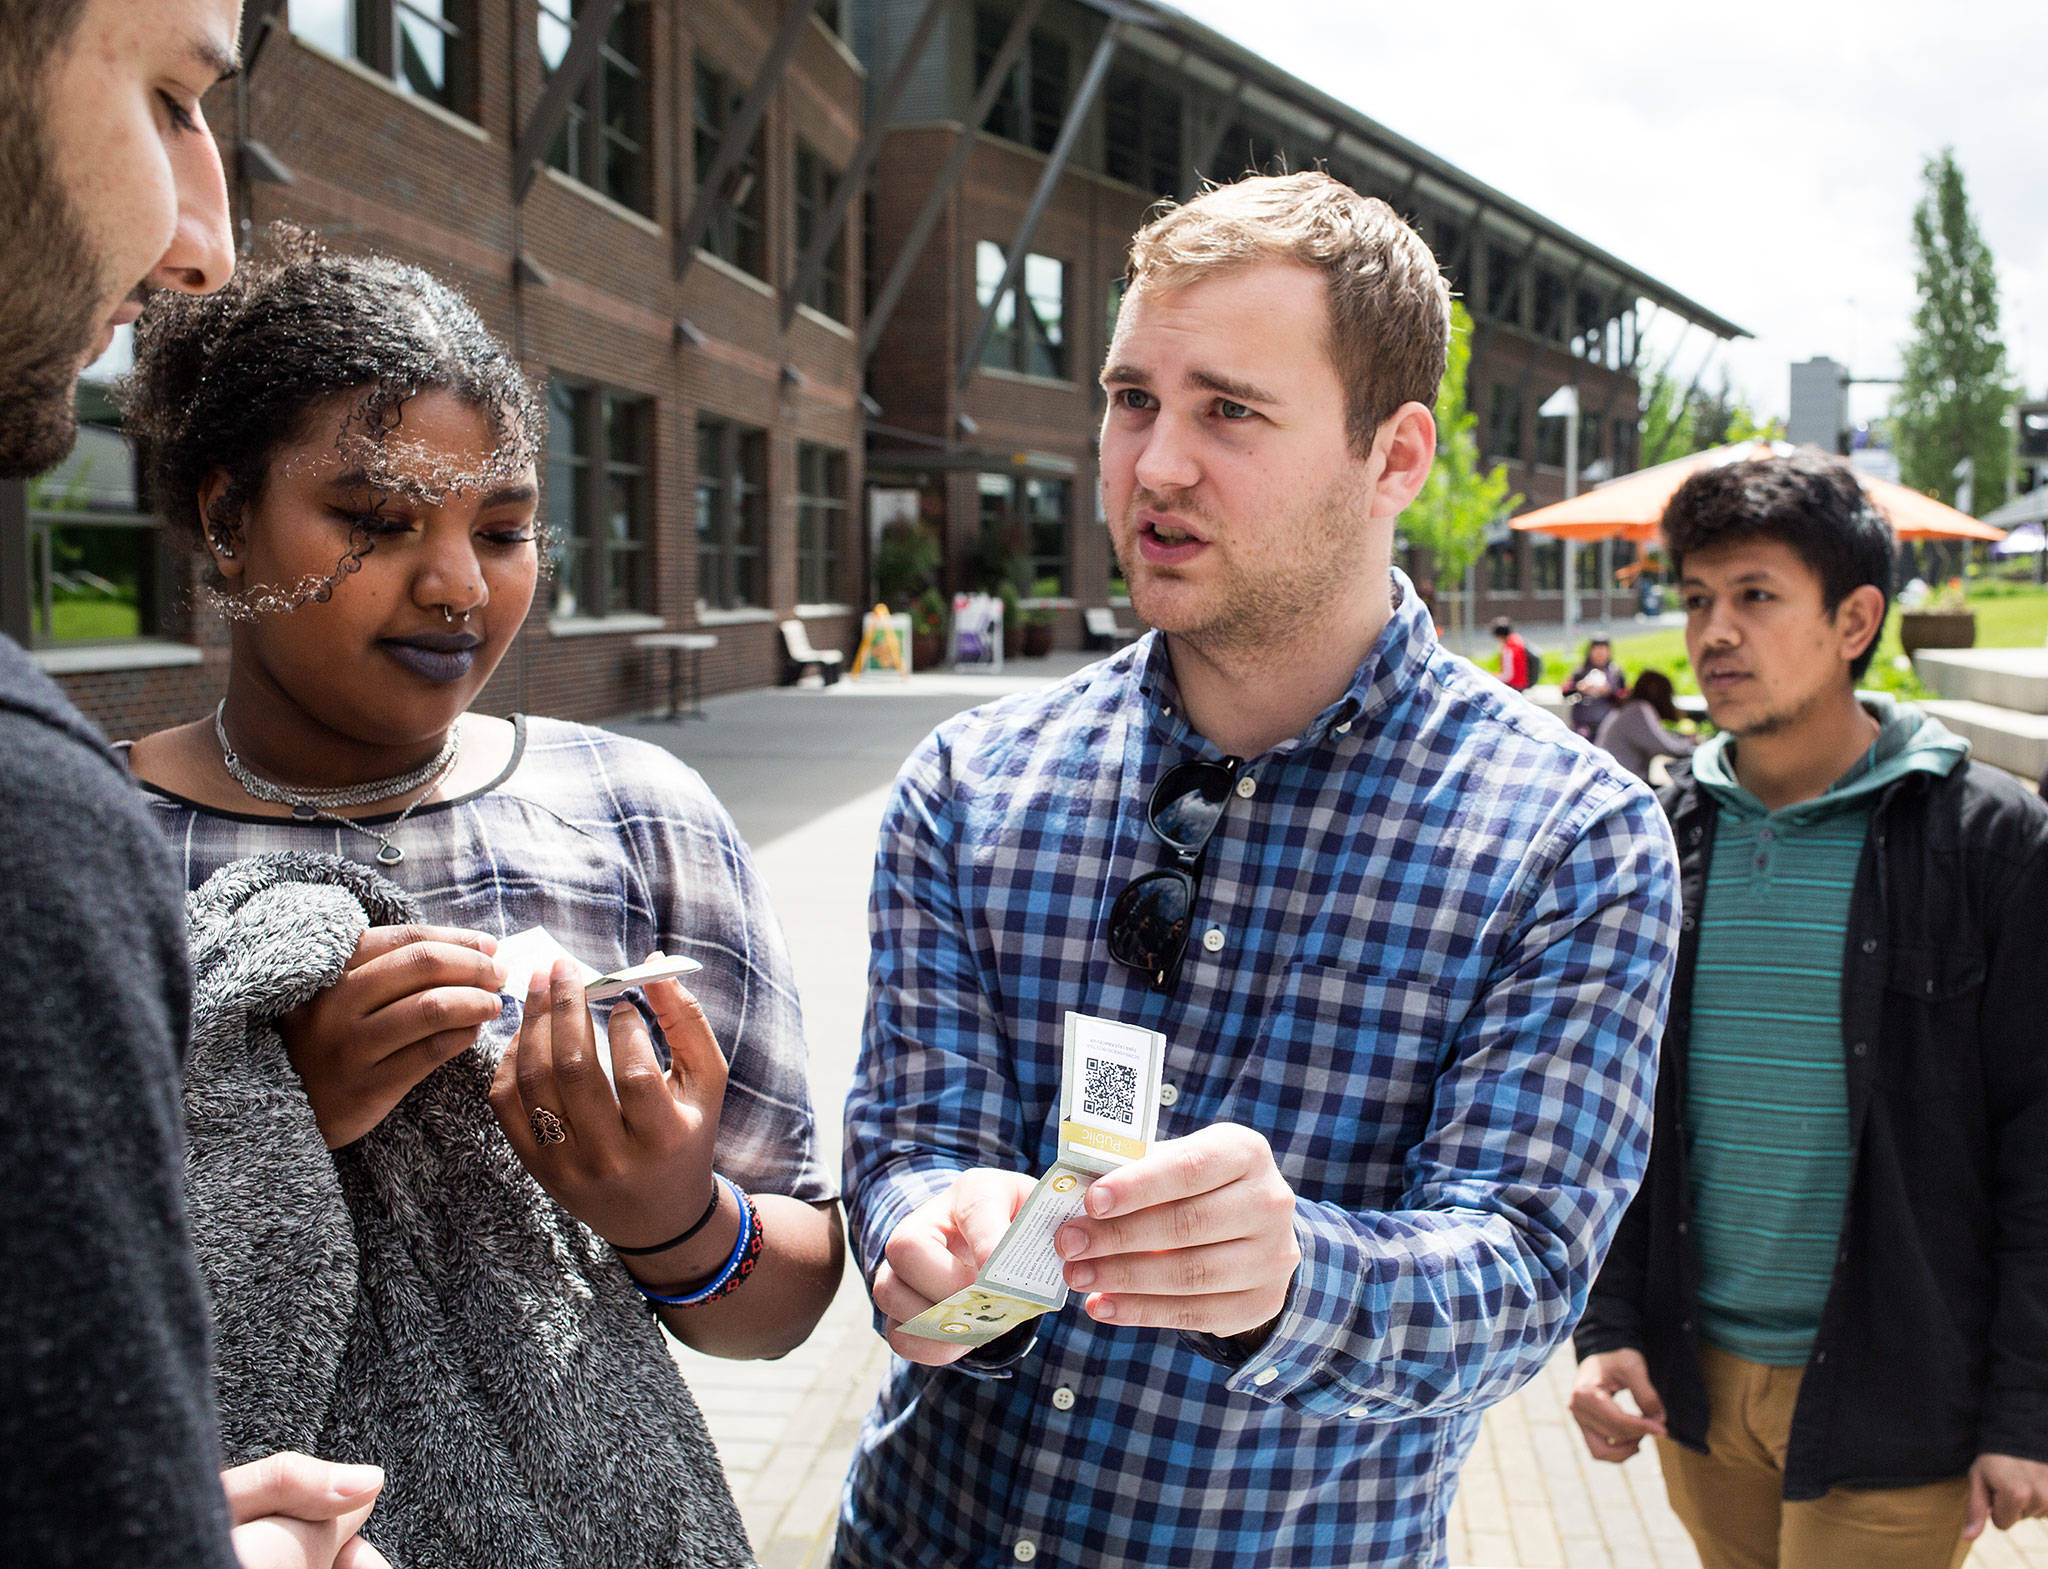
xmin=1158 ymin=1082 xmax=1179 ymax=1107
xmin=1348 ymin=1405 xmax=1369 ymax=1417
xmin=1051 ymin=1386 xmax=1077 ymax=1411
xmin=1013 ymin=1540 xmax=1038 ymax=1563
xmin=1676 ymin=1221 xmax=1689 ymax=1235
xmin=1252 ymin=1367 xmax=1278 ymax=1386
xmin=1861 ymin=938 xmax=1878 ymax=954
xmin=1852 ymin=1041 xmax=1869 ymax=1057
xmin=1754 ymin=855 xmax=1769 ymax=870
xmin=1682 ymin=915 xmax=1697 ymax=932
xmin=1813 ymin=1351 xmax=1827 ymax=1366
xmin=1335 ymin=721 xmax=1352 ymax=735
xmin=1202 ymin=928 xmax=1225 ymax=953
xmin=1235 ymin=775 xmax=1257 ymax=799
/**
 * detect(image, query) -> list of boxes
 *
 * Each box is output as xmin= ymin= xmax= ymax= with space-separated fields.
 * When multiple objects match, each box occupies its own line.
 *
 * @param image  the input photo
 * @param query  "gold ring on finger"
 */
xmin=529 ymin=1106 xmax=567 ymax=1146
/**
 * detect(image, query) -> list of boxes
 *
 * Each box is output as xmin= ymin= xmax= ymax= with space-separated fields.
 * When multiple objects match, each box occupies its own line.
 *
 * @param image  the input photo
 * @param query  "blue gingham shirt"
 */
xmin=841 ymin=578 xmax=1679 ymax=1568
xmin=132 ymin=716 xmax=833 ymax=1207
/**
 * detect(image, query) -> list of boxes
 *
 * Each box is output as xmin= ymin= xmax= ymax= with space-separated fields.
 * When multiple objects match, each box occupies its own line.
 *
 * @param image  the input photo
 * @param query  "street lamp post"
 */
xmin=1541 ymin=385 xmax=1581 ymax=649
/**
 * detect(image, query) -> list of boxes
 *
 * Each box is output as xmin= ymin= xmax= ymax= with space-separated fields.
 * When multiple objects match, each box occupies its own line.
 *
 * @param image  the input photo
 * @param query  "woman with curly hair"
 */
xmin=121 ymin=228 xmax=839 ymax=1568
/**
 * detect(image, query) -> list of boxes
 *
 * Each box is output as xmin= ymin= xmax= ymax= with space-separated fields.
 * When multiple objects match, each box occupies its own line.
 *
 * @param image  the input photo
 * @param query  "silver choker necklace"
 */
xmin=213 ymin=701 xmax=461 ymax=867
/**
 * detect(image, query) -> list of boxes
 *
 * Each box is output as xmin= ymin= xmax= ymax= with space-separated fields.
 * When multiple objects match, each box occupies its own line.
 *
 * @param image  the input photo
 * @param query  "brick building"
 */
xmin=4 ymin=0 xmax=1743 ymax=738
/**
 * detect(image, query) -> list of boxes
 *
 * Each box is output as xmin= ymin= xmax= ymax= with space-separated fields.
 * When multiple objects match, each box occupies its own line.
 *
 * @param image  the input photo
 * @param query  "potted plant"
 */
xmin=874 ymin=521 xmax=942 ymax=613
xmin=1899 ymin=577 xmax=1977 ymax=657
xmin=911 ymin=587 xmax=948 ymax=671
xmin=1020 ymin=605 xmax=1055 ymax=658
xmin=997 ymin=581 xmax=1023 ymax=659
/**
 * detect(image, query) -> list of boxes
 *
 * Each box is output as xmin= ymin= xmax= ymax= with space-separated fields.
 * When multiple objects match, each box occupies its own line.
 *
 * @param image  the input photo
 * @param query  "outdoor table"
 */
xmin=634 ymin=632 xmax=719 ymax=720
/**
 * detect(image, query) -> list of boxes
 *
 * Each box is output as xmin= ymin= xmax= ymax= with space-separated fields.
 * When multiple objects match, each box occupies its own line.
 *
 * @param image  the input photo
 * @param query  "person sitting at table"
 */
xmin=1563 ymin=637 xmax=1629 ymax=738
xmin=1595 ymin=668 xmax=1698 ymax=782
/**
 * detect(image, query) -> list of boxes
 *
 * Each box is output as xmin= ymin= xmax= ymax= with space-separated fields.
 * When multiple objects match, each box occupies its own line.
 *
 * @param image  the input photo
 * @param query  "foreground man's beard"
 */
xmin=0 ymin=73 xmax=108 ymax=479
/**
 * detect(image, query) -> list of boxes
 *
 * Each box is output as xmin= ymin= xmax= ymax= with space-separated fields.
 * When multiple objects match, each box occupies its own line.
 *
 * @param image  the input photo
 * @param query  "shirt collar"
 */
xmin=1131 ymin=568 xmax=1439 ymax=761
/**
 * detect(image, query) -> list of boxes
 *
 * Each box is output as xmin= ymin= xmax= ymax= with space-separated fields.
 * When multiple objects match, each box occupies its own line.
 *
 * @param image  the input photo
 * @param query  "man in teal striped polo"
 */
xmin=1569 ymin=450 xmax=2048 ymax=1568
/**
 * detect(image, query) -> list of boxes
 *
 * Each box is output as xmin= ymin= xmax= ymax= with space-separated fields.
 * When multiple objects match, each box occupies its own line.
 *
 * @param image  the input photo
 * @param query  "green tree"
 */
xmin=1403 ymin=300 xmax=1519 ymax=640
xmin=1639 ymin=359 xmax=1782 ymax=466
xmin=1893 ymin=147 xmax=2015 ymax=509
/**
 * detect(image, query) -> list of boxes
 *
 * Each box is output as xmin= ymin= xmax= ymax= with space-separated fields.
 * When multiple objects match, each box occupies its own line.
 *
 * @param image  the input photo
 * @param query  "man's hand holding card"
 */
xmin=882 ymin=1013 xmax=1296 ymax=1360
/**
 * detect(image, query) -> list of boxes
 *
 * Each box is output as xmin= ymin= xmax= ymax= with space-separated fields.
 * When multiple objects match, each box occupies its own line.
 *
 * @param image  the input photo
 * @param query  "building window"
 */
xmin=696 ymin=417 xmax=766 ymax=610
xmin=974 ymin=6 xmax=1024 ymax=143
xmin=1485 ymin=539 xmax=1521 ymax=594
xmin=1104 ymin=69 xmax=1182 ymax=197
xmin=1536 ymin=408 xmax=1568 ymax=470
xmin=24 ymin=349 xmax=164 ymax=646
xmin=977 ymin=240 xmax=1066 ymax=379
xmin=1026 ymin=32 xmax=1068 ymax=154
xmin=973 ymin=7 xmax=1069 ymax=154
xmin=1579 ymin=412 xmax=1603 ymax=475
xmin=695 ymin=60 xmax=767 ymax=277
xmin=1613 ymin=417 xmax=1639 ymax=475
xmin=547 ymin=379 xmax=651 ymax=620
xmin=1488 ymin=385 xmax=1524 ymax=462
xmin=539 ymin=0 xmax=650 ymax=213
xmin=1576 ymin=542 xmax=1605 ymax=592
xmin=976 ymin=473 xmax=1069 ymax=596
xmin=1484 ymin=242 xmax=1524 ymax=324
xmin=1533 ymin=268 xmax=1567 ymax=342
xmin=293 ymin=0 xmax=474 ymax=114
xmin=793 ymin=143 xmax=846 ymax=320
xmin=796 ymin=444 xmax=848 ymax=604
xmin=1531 ymin=538 xmax=1562 ymax=592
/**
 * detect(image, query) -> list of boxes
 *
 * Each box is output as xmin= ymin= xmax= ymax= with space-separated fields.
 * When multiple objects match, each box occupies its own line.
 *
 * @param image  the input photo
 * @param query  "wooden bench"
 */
xmin=780 ymin=619 xmax=845 ymax=686
xmin=1083 ymin=606 xmax=1139 ymax=651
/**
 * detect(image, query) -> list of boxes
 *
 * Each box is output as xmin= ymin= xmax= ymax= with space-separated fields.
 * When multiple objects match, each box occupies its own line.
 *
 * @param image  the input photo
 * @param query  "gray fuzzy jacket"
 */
xmin=182 ymin=851 xmax=755 ymax=1569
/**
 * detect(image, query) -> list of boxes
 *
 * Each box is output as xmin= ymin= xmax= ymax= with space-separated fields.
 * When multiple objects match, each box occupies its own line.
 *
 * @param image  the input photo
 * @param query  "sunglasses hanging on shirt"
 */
xmin=1106 ymin=755 xmax=1243 ymax=992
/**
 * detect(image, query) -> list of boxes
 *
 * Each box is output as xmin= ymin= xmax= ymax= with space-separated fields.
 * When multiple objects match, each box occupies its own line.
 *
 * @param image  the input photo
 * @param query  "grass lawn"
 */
xmin=48 ymin=598 xmax=141 ymax=642
xmin=1596 ymin=583 xmax=2048 ymax=702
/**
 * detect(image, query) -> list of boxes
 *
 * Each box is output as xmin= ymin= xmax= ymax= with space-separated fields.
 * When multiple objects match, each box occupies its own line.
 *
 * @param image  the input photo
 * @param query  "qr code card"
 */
xmin=898 ymin=1286 xmax=1053 ymax=1346
xmin=978 ymin=1164 xmax=1096 ymax=1307
xmin=1059 ymin=1012 xmax=1165 ymax=1172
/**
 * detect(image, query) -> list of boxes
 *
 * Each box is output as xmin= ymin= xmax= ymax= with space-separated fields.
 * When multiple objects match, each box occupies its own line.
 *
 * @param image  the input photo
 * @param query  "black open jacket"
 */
xmin=1575 ymin=755 xmax=2048 ymax=1499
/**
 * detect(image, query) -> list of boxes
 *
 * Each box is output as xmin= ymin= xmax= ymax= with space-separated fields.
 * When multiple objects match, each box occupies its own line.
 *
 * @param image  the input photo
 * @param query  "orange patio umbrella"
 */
xmin=1509 ymin=440 xmax=2007 ymax=544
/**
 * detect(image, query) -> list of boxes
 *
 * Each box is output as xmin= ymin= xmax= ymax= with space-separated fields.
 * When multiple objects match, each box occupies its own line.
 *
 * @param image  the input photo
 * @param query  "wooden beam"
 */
xmin=860 ymin=0 xmax=1049 ymax=364
xmin=674 ymin=0 xmax=818 ymax=281
xmin=511 ymin=0 xmax=625 ymax=204
xmin=956 ymin=20 xmax=1126 ymax=392
xmin=781 ymin=0 xmax=947 ymax=329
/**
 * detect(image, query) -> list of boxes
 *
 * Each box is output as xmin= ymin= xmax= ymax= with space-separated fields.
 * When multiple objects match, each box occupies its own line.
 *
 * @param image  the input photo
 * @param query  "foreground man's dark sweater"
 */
xmin=0 ymin=635 xmax=236 ymax=1566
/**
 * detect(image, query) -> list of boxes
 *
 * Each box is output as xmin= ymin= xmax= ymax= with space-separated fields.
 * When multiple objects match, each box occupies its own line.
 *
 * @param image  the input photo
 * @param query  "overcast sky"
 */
xmin=1170 ymin=0 xmax=2048 ymax=424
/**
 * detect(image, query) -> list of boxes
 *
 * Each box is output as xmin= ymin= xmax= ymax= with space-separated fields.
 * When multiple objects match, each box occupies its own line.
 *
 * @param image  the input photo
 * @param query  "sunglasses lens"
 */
xmin=1108 ymin=870 xmax=1194 ymax=972
xmin=1149 ymin=761 xmax=1236 ymax=856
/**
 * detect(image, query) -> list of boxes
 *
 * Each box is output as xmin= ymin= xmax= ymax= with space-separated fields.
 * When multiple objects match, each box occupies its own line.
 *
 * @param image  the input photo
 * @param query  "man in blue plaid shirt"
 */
xmin=839 ymin=172 xmax=1681 ymax=1568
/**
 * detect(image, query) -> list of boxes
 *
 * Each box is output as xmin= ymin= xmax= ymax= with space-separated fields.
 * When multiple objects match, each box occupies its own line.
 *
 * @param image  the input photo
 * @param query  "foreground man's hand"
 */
xmin=1053 ymin=1124 xmax=1300 ymax=1341
xmin=1569 ymin=1349 xmax=1669 ymax=1462
xmin=872 ymin=1168 xmax=1037 ymax=1365
xmin=1966 ymin=1453 xmax=2048 ymax=1539
xmin=222 ymin=1451 xmax=392 ymax=1569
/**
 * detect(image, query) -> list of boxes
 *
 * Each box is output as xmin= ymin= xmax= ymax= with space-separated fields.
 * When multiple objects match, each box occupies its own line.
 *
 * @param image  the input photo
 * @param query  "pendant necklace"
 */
xmin=214 ymin=701 xmax=460 ymax=867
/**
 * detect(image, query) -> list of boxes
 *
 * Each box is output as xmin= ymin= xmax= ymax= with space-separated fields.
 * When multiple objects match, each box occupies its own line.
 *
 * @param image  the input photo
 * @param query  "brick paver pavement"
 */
xmin=637 ymin=673 xmax=2048 ymax=1569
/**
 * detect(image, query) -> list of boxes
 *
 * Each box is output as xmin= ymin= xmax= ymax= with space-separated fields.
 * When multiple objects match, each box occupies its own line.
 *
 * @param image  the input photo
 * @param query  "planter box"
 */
xmin=1021 ymin=621 xmax=1054 ymax=657
xmin=1898 ymin=611 xmax=1977 ymax=657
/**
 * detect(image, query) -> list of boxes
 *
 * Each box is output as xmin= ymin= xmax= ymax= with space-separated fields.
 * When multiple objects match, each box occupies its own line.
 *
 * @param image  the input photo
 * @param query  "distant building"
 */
xmin=1787 ymin=357 xmax=1851 ymax=454
xmin=4 ymin=0 xmax=1746 ymax=737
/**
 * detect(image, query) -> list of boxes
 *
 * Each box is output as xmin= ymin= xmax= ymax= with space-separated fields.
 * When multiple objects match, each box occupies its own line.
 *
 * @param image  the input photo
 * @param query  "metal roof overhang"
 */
xmin=868 ymin=446 xmax=1082 ymax=477
xmin=1076 ymin=0 xmax=1751 ymax=342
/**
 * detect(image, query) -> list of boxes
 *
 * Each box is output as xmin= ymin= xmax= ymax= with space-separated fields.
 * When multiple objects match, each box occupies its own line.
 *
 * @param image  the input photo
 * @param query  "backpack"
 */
xmin=1526 ymin=648 xmax=1544 ymax=685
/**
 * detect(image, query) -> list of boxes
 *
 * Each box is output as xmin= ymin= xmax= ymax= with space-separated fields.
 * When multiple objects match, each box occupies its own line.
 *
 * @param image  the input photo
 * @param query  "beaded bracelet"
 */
xmin=628 ymin=1176 xmax=764 ymax=1309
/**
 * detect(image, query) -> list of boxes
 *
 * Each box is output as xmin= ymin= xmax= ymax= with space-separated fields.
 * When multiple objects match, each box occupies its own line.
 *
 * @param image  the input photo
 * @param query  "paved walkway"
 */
xmin=622 ymin=661 xmax=2048 ymax=1569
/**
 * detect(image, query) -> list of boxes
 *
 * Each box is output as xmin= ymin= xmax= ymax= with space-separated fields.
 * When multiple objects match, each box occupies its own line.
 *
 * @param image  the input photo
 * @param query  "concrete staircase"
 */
xmin=1912 ymin=648 xmax=2048 ymax=783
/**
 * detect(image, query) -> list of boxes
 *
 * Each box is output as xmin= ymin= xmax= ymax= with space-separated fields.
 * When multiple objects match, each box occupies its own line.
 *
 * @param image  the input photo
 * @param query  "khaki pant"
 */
xmin=1657 ymin=1345 xmax=1971 ymax=1569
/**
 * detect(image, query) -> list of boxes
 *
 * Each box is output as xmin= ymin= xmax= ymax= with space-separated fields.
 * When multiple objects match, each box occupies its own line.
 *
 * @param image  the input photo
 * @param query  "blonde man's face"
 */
xmin=1097 ymin=261 xmax=1421 ymax=656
